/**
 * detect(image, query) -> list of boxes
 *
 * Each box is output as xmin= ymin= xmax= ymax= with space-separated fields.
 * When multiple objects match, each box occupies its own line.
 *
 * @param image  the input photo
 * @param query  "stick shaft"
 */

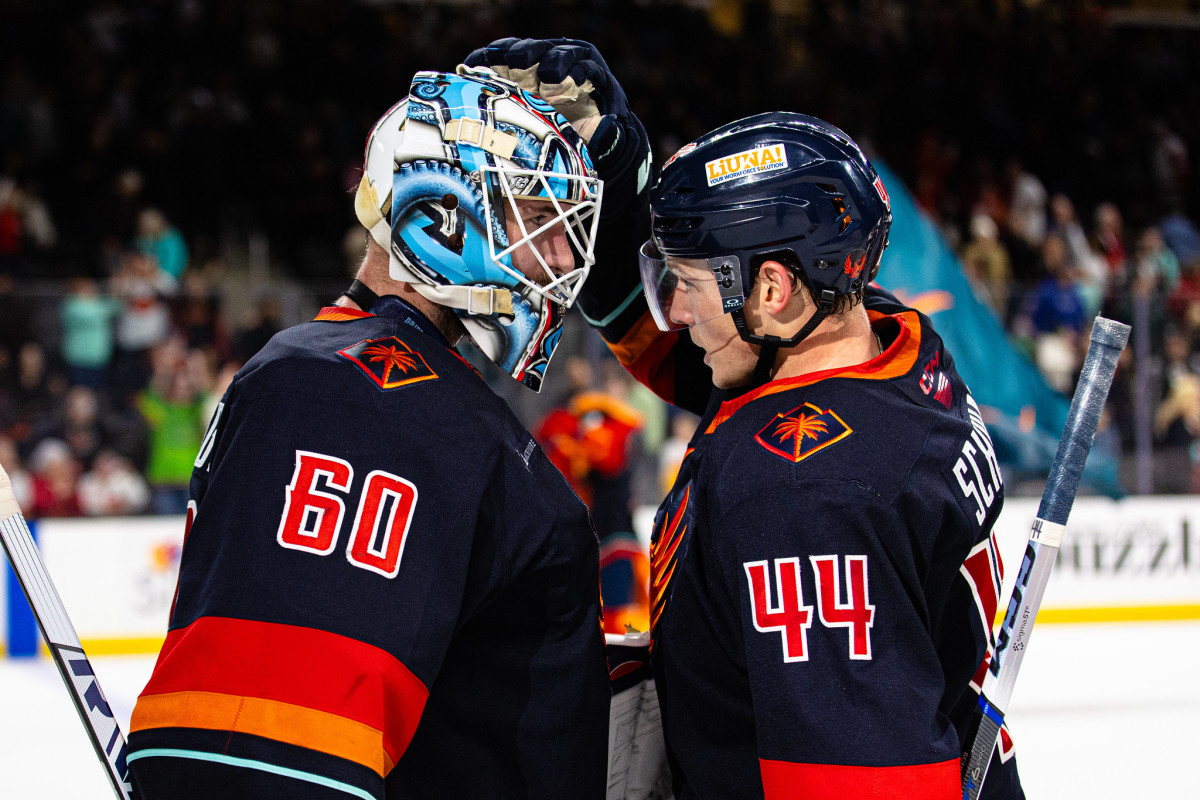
xmin=961 ymin=317 xmax=1129 ymax=800
xmin=0 ymin=505 xmax=135 ymax=799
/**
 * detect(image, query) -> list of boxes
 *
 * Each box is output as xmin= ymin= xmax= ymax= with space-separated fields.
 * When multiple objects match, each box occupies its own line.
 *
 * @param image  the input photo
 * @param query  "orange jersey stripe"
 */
xmin=131 ymin=690 xmax=396 ymax=776
xmin=706 ymin=311 xmax=923 ymax=435
xmin=759 ymin=756 xmax=960 ymax=800
xmin=606 ymin=312 xmax=679 ymax=400
xmin=135 ymin=616 xmax=428 ymax=772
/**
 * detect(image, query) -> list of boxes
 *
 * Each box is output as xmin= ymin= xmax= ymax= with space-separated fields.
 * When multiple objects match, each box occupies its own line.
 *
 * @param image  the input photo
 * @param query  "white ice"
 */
xmin=1 ymin=621 xmax=1196 ymax=797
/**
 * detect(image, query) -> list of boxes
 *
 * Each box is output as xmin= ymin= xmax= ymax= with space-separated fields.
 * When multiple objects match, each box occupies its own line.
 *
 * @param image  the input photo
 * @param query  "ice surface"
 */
xmin=1 ymin=621 xmax=1196 ymax=797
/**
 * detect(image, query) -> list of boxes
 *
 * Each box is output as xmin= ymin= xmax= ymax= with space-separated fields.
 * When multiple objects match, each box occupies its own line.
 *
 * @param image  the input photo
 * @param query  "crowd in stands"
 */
xmin=2 ymin=1 xmax=1200 ymax=513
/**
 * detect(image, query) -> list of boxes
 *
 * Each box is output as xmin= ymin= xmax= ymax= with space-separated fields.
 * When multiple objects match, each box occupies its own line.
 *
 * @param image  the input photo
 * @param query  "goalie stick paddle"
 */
xmin=961 ymin=316 xmax=1130 ymax=800
xmin=0 ymin=464 xmax=136 ymax=800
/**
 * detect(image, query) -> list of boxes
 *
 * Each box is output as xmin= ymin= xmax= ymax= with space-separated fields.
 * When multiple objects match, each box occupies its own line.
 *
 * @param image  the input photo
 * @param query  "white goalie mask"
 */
xmin=354 ymin=66 xmax=604 ymax=391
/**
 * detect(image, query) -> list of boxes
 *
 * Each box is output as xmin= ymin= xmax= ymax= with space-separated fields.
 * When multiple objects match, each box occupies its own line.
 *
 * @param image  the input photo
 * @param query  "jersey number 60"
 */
xmin=276 ymin=449 xmax=418 ymax=579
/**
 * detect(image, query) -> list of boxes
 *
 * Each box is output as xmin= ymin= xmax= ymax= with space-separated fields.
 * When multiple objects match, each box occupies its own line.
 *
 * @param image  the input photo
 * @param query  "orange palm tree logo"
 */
xmin=362 ymin=343 xmax=417 ymax=384
xmin=775 ymin=412 xmax=829 ymax=459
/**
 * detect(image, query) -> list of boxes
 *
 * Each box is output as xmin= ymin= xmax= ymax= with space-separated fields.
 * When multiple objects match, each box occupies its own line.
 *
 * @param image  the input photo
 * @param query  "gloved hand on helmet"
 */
xmin=464 ymin=38 xmax=653 ymax=209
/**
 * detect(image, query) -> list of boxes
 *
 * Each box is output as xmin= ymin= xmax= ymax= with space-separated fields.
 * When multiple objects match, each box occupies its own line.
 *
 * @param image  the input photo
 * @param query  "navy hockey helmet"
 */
xmin=640 ymin=112 xmax=892 ymax=343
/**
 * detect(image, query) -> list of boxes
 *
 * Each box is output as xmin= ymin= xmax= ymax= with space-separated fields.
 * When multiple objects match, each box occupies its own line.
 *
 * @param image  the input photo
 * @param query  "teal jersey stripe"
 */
xmin=126 ymin=748 xmax=376 ymax=800
xmin=581 ymin=285 xmax=644 ymax=328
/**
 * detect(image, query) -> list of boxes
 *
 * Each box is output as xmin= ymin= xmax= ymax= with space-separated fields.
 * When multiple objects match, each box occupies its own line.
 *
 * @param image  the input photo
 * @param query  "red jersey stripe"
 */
xmin=315 ymin=306 xmax=375 ymax=322
xmin=760 ymin=756 xmax=960 ymax=799
xmin=136 ymin=616 xmax=428 ymax=771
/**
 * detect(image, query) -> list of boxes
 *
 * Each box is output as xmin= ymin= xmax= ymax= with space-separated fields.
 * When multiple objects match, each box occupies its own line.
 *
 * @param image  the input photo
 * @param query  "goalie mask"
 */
xmin=355 ymin=67 xmax=603 ymax=391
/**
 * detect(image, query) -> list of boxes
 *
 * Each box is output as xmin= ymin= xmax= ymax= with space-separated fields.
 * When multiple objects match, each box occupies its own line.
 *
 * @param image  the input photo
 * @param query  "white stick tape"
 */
xmin=1030 ymin=518 xmax=1066 ymax=548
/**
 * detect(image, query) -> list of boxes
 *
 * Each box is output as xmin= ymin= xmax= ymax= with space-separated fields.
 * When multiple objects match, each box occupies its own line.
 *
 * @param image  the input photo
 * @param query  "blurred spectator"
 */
xmin=10 ymin=342 xmax=65 ymax=453
xmin=1159 ymin=211 xmax=1200 ymax=268
xmin=202 ymin=360 xmax=241 ymax=423
xmin=538 ymin=356 xmax=597 ymax=501
xmin=1119 ymin=227 xmax=1176 ymax=356
xmin=230 ymin=296 xmax=282 ymax=365
xmin=0 ymin=272 xmax=31 ymax=370
xmin=1149 ymin=119 xmax=1190 ymax=213
xmin=136 ymin=338 xmax=207 ymax=515
xmin=78 ymin=448 xmax=150 ymax=516
xmin=110 ymin=250 xmax=177 ymax=398
xmin=25 ymin=438 xmax=82 ymax=518
xmin=0 ymin=2 xmax=1198 ymax=502
xmin=961 ymin=213 xmax=1011 ymax=318
xmin=27 ymin=385 xmax=112 ymax=471
xmin=1025 ymin=235 xmax=1087 ymax=393
xmin=1135 ymin=227 xmax=1181 ymax=295
xmin=1169 ymin=260 xmax=1200 ymax=343
xmin=0 ymin=177 xmax=24 ymax=276
xmin=1049 ymin=193 xmax=1107 ymax=317
xmin=174 ymin=267 xmax=228 ymax=359
xmin=1154 ymin=330 xmax=1200 ymax=493
xmin=0 ymin=434 xmax=33 ymax=512
xmin=60 ymin=276 xmax=119 ymax=389
xmin=1006 ymin=159 xmax=1047 ymax=249
xmin=536 ymin=358 xmax=647 ymax=634
xmin=17 ymin=181 xmax=56 ymax=253
xmin=1093 ymin=202 xmax=1128 ymax=283
xmin=97 ymin=169 xmax=146 ymax=275
xmin=135 ymin=208 xmax=189 ymax=280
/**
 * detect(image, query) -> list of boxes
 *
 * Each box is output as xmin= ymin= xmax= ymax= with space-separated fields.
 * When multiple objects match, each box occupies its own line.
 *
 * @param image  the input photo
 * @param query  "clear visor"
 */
xmin=482 ymin=164 xmax=603 ymax=309
xmin=638 ymin=240 xmax=745 ymax=332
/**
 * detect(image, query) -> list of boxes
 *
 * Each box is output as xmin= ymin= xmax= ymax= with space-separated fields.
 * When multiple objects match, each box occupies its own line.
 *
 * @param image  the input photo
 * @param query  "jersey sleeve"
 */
xmin=576 ymin=186 xmax=713 ymax=415
xmin=718 ymin=483 xmax=965 ymax=800
xmin=129 ymin=384 xmax=507 ymax=798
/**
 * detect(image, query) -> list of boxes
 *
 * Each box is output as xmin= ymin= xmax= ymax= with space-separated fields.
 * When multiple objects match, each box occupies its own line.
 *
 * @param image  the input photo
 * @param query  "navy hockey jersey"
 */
xmin=585 ymin=270 xmax=1023 ymax=798
xmin=127 ymin=298 xmax=610 ymax=799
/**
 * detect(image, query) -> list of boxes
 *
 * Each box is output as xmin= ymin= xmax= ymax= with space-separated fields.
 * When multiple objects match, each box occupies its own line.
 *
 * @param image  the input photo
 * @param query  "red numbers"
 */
xmin=346 ymin=470 xmax=418 ymax=578
xmin=745 ymin=559 xmax=814 ymax=662
xmin=745 ymin=555 xmax=874 ymax=663
xmin=811 ymin=555 xmax=875 ymax=660
xmin=276 ymin=450 xmax=417 ymax=579
xmin=277 ymin=451 xmax=353 ymax=555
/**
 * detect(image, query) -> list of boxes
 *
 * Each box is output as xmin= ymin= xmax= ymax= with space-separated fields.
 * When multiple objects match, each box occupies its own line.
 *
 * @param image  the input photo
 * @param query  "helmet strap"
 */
xmin=341 ymin=279 xmax=381 ymax=312
xmin=733 ymin=288 xmax=836 ymax=387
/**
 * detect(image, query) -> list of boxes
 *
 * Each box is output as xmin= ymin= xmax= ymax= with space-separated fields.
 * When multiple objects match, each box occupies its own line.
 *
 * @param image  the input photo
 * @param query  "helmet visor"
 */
xmin=638 ymin=240 xmax=745 ymax=332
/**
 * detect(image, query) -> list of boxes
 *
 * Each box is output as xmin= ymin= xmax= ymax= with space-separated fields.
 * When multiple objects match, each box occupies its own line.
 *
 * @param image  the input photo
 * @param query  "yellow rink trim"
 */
xmin=6 ymin=610 xmax=1200 ymax=659
xmin=30 ymin=636 xmax=168 ymax=657
xmin=995 ymin=604 xmax=1200 ymax=626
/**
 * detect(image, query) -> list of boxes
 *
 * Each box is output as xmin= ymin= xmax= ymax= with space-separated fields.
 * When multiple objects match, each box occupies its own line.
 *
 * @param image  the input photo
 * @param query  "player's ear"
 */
xmin=755 ymin=260 xmax=799 ymax=316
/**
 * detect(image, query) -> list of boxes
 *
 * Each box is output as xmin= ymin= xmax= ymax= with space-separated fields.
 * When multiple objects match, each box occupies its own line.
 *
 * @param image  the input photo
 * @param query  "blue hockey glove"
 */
xmin=464 ymin=38 xmax=652 ymax=204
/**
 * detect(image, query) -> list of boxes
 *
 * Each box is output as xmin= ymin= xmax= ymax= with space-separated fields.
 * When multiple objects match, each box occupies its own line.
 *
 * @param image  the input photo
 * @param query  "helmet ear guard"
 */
xmin=354 ymin=69 xmax=603 ymax=391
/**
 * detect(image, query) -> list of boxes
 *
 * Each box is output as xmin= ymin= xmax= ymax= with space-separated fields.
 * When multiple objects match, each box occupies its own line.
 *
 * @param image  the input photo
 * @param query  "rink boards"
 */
xmin=3 ymin=496 xmax=1200 ymax=656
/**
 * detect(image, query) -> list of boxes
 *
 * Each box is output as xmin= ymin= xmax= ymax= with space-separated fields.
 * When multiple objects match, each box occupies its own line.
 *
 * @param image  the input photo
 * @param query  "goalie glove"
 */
xmin=464 ymin=37 xmax=653 ymax=215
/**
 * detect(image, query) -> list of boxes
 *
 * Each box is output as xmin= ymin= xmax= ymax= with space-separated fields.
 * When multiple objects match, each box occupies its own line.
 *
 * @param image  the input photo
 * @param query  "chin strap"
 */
xmin=411 ymin=283 xmax=515 ymax=316
xmin=734 ymin=288 xmax=837 ymax=387
xmin=342 ymin=278 xmax=515 ymax=317
xmin=341 ymin=279 xmax=380 ymax=312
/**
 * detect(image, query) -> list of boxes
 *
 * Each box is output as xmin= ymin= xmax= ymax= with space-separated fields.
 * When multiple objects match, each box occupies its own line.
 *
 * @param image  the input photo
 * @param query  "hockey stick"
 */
xmin=0 ymin=464 xmax=136 ymax=799
xmin=961 ymin=317 xmax=1130 ymax=800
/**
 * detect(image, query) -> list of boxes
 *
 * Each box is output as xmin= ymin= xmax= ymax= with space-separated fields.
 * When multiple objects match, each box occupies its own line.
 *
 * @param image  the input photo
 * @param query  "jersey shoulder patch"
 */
xmin=755 ymin=401 xmax=853 ymax=464
xmin=338 ymin=336 xmax=439 ymax=390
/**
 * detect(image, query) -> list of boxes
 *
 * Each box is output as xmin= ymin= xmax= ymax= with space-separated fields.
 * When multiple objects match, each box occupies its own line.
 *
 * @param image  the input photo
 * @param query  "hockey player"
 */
xmin=466 ymin=40 xmax=1025 ymax=800
xmin=126 ymin=67 xmax=613 ymax=799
